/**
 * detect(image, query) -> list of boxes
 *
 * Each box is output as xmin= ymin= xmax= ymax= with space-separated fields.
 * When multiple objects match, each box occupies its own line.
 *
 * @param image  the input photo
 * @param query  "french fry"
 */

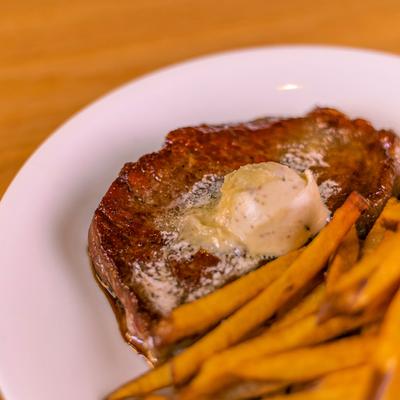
xmin=319 ymin=231 xmax=400 ymax=321
xmin=233 ymin=335 xmax=373 ymax=382
xmin=335 ymin=231 xmax=398 ymax=293
xmin=270 ymin=283 xmax=325 ymax=331
xmin=362 ymin=197 xmax=400 ymax=257
xmin=364 ymin=288 xmax=400 ymax=400
xmin=154 ymin=249 xmax=301 ymax=346
xmin=324 ymin=198 xmax=400 ymax=317
xmin=182 ymin=311 xmax=379 ymax=399
xmin=321 ymin=230 xmax=400 ymax=320
xmin=326 ymin=225 xmax=359 ymax=294
xmin=106 ymin=192 xmax=367 ymax=399
xmin=348 ymin=235 xmax=400 ymax=312
xmin=378 ymin=363 xmax=400 ymax=400
xmin=213 ymin=381 xmax=287 ymax=400
xmin=262 ymin=366 xmax=372 ymax=400
xmin=107 ymin=364 xmax=171 ymax=400
xmin=361 ymin=197 xmax=400 ymax=257
xmin=362 ymin=321 xmax=381 ymax=336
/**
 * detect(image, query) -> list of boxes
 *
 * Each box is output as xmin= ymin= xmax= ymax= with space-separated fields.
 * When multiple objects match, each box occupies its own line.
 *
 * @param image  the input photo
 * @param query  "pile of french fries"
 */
xmin=107 ymin=193 xmax=400 ymax=400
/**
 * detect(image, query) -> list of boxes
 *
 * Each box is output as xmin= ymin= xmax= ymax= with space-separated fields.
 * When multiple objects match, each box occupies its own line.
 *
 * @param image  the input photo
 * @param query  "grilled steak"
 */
xmin=88 ymin=108 xmax=400 ymax=361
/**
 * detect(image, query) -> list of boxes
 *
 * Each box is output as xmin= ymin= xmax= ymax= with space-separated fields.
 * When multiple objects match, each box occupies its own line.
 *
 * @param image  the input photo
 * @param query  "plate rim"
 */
xmin=2 ymin=43 xmax=400 ymax=203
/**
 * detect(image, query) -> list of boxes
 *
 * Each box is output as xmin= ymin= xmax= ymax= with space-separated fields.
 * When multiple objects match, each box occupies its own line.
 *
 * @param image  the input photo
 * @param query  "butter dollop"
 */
xmin=178 ymin=162 xmax=330 ymax=257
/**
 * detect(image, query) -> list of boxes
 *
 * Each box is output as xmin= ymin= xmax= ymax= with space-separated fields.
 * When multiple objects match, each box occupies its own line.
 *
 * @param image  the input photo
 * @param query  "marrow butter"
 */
xmin=178 ymin=162 xmax=330 ymax=257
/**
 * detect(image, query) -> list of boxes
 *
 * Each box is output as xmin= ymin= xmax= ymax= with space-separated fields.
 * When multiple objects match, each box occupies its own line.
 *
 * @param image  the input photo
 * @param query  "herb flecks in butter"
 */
xmin=178 ymin=162 xmax=330 ymax=258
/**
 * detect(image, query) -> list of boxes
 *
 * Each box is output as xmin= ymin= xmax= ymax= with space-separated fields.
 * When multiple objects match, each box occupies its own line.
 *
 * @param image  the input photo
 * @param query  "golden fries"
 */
xmin=378 ymin=364 xmax=400 ymax=400
xmin=326 ymin=225 xmax=359 ymax=293
xmin=362 ymin=198 xmax=400 ymax=257
xmin=182 ymin=336 xmax=373 ymax=400
xmin=214 ymin=381 xmax=287 ymax=400
xmin=154 ymin=249 xmax=301 ymax=346
xmin=182 ymin=310 xmax=379 ymax=399
xmin=365 ymin=288 xmax=400 ymax=400
xmin=233 ymin=335 xmax=373 ymax=382
xmin=319 ymin=231 xmax=400 ymax=321
xmin=263 ymin=366 xmax=372 ymax=400
xmin=106 ymin=192 xmax=367 ymax=400
xmin=106 ymin=364 xmax=171 ymax=400
xmin=337 ymin=231 xmax=398 ymax=293
xmin=349 ymin=237 xmax=400 ymax=312
xmin=270 ymin=283 xmax=325 ymax=331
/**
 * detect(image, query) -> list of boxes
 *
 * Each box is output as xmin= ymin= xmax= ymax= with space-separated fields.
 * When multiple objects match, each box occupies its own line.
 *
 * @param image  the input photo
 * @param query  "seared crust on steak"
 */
xmin=88 ymin=108 xmax=400 ymax=361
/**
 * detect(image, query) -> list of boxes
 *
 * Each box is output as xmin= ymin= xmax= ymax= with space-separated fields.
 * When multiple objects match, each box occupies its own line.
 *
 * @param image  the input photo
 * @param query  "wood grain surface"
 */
xmin=1 ymin=0 xmax=400 ymax=198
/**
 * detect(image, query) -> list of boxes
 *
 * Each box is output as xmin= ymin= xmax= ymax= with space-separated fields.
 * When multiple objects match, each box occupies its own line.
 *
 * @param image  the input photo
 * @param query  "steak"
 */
xmin=88 ymin=107 xmax=400 ymax=361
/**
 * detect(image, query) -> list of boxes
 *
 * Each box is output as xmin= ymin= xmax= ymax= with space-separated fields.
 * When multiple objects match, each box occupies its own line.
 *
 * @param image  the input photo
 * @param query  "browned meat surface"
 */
xmin=88 ymin=107 xmax=400 ymax=361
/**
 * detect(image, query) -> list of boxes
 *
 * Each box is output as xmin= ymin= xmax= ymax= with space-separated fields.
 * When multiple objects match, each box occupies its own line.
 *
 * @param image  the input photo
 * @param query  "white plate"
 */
xmin=1 ymin=45 xmax=400 ymax=400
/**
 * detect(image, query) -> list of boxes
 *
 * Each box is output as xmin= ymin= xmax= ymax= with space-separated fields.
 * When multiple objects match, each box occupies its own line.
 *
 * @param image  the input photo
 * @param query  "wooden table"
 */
xmin=2 ymin=0 xmax=400 ymax=197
